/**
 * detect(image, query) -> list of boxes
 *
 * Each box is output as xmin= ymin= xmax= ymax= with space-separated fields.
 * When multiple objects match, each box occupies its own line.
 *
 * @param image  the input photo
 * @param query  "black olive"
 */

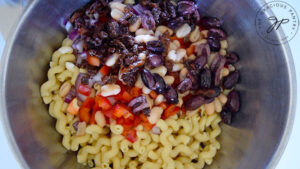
xmin=164 ymin=86 xmax=178 ymax=104
xmin=153 ymin=73 xmax=167 ymax=94
xmin=141 ymin=69 xmax=156 ymax=90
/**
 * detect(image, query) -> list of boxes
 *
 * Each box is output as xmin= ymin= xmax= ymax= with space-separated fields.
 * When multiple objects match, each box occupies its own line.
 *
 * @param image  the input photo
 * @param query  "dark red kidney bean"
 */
xmin=141 ymin=69 xmax=156 ymax=90
xmin=194 ymin=56 xmax=207 ymax=70
xmin=146 ymin=41 xmax=165 ymax=53
xmin=184 ymin=95 xmax=205 ymax=110
xmin=196 ymin=43 xmax=210 ymax=58
xmin=220 ymin=111 xmax=232 ymax=124
xmin=148 ymin=53 xmax=163 ymax=67
xmin=226 ymin=52 xmax=239 ymax=65
xmin=177 ymin=78 xmax=192 ymax=93
xmin=141 ymin=10 xmax=156 ymax=30
xmin=196 ymin=87 xmax=221 ymax=98
xmin=225 ymin=90 xmax=240 ymax=113
xmin=200 ymin=16 xmax=222 ymax=29
xmin=164 ymin=86 xmax=178 ymax=104
xmin=208 ymin=28 xmax=227 ymax=40
xmin=153 ymin=73 xmax=167 ymax=94
xmin=223 ymin=71 xmax=239 ymax=89
xmin=198 ymin=68 xmax=212 ymax=89
xmin=211 ymin=55 xmax=226 ymax=86
xmin=207 ymin=36 xmax=221 ymax=52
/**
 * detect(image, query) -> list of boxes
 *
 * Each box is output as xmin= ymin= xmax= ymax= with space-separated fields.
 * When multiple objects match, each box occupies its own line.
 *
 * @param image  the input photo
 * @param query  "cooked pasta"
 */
xmin=40 ymin=0 xmax=243 ymax=168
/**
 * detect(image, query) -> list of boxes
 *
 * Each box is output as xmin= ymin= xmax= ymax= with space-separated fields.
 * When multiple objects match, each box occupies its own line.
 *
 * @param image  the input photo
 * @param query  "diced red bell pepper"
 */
xmin=162 ymin=104 xmax=181 ymax=120
xmin=113 ymin=104 xmax=133 ymax=118
xmin=186 ymin=45 xmax=195 ymax=56
xmin=82 ymin=97 xmax=95 ymax=109
xmin=88 ymin=55 xmax=100 ymax=67
xmin=122 ymin=90 xmax=133 ymax=103
xmin=123 ymin=129 xmax=137 ymax=143
xmin=79 ymin=107 xmax=91 ymax=124
xmin=140 ymin=114 xmax=149 ymax=122
xmin=130 ymin=87 xmax=142 ymax=98
xmin=90 ymin=103 xmax=100 ymax=124
xmin=99 ymin=65 xmax=111 ymax=76
xmin=149 ymin=91 xmax=158 ymax=99
xmin=102 ymin=108 xmax=117 ymax=120
xmin=78 ymin=84 xmax=92 ymax=96
xmin=133 ymin=115 xmax=142 ymax=127
xmin=159 ymin=102 xmax=168 ymax=110
xmin=142 ymin=121 xmax=155 ymax=131
xmin=96 ymin=95 xmax=112 ymax=110
xmin=67 ymin=98 xmax=80 ymax=115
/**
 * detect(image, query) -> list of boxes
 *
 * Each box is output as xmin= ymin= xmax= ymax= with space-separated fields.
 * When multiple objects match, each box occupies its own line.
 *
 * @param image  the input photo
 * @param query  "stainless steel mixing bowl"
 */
xmin=0 ymin=0 xmax=297 ymax=169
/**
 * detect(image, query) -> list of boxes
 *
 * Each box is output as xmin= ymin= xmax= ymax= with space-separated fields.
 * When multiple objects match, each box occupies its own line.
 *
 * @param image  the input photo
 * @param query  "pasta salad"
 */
xmin=41 ymin=0 xmax=241 ymax=168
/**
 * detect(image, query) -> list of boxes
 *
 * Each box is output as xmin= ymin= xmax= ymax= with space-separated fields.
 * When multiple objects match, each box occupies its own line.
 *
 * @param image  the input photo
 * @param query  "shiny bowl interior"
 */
xmin=0 ymin=0 xmax=296 ymax=169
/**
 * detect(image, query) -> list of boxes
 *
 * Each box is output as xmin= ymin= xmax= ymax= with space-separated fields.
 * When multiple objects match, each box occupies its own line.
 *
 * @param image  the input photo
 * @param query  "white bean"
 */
xmin=200 ymin=30 xmax=208 ymax=38
xmin=150 ymin=66 xmax=167 ymax=77
xmin=179 ymin=68 xmax=188 ymax=81
xmin=155 ymin=94 xmax=164 ymax=105
xmin=221 ymin=68 xmax=230 ymax=78
xmin=101 ymin=84 xmax=121 ymax=96
xmin=111 ymin=9 xmax=124 ymax=21
xmin=220 ymin=40 xmax=228 ymax=49
xmin=135 ymin=75 xmax=144 ymax=88
xmin=148 ymin=107 xmax=164 ymax=124
xmin=167 ymin=48 xmax=186 ymax=62
xmin=105 ymin=53 xmax=120 ymax=67
xmin=136 ymin=28 xmax=154 ymax=36
xmin=155 ymin=25 xmax=173 ymax=37
xmin=219 ymin=49 xmax=227 ymax=56
xmin=172 ymin=63 xmax=184 ymax=72
xmin=228 ymin=64 xmax=236 ymax=72
xmin=205 ymin=102 xmax=215 ymax=115
xmin=59 ymin=82 xmax=71 ymax=97
xmin=176 ymin=24 xmax=191 ymax=38
xmin=189 ymin=26 xmax=201 ymax=42
xmin=76 ymin=122 xmax=87 ymax=136
xmin=218 ymin=93 xmax=228 ymax=105
xmin=95 ymin=111 xmax=106 ymax=127
xmin=134 ymin=35 xmax=158 ymax=43
xmin=129 ymin=17 xmax=141 ymax=32
xmin=142 ymin=86 xmax=151 ymax=94
xmin=214 ymin=98 xmax=222 ymax=113
xmin=145 ymin=95 xmax=154 ymax=108
xmin=109 ymin=2 xmax=126 ymax=12
xmin=164 ymin=76 xmax=175 ymax=85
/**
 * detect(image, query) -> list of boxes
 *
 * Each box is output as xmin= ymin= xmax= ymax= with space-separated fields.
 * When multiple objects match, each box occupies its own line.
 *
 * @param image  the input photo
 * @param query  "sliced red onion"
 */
xmin=76 ymin=56 xmax=83 ymax=66
xmin=68 ymin=29 xmax=79 ymax=40
xmin=75 ymin=73 xmax=87 ymax=102
xmin=72 ymin=39 xmax=84 ymax=53
xmin=65 ymin=21 xmax=73 ymax=33
xmin=64 ymin=88 xmax=76 ymax=103
xmin=132 ymin=4 xmax=145 ymax=15
xmin=79 ymin=52 xmax=88 ymax=59
xmin=152 ymin=126 xmax=161 ymax=135
xmin=72 ymin=121 xmax=80 ymax=131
